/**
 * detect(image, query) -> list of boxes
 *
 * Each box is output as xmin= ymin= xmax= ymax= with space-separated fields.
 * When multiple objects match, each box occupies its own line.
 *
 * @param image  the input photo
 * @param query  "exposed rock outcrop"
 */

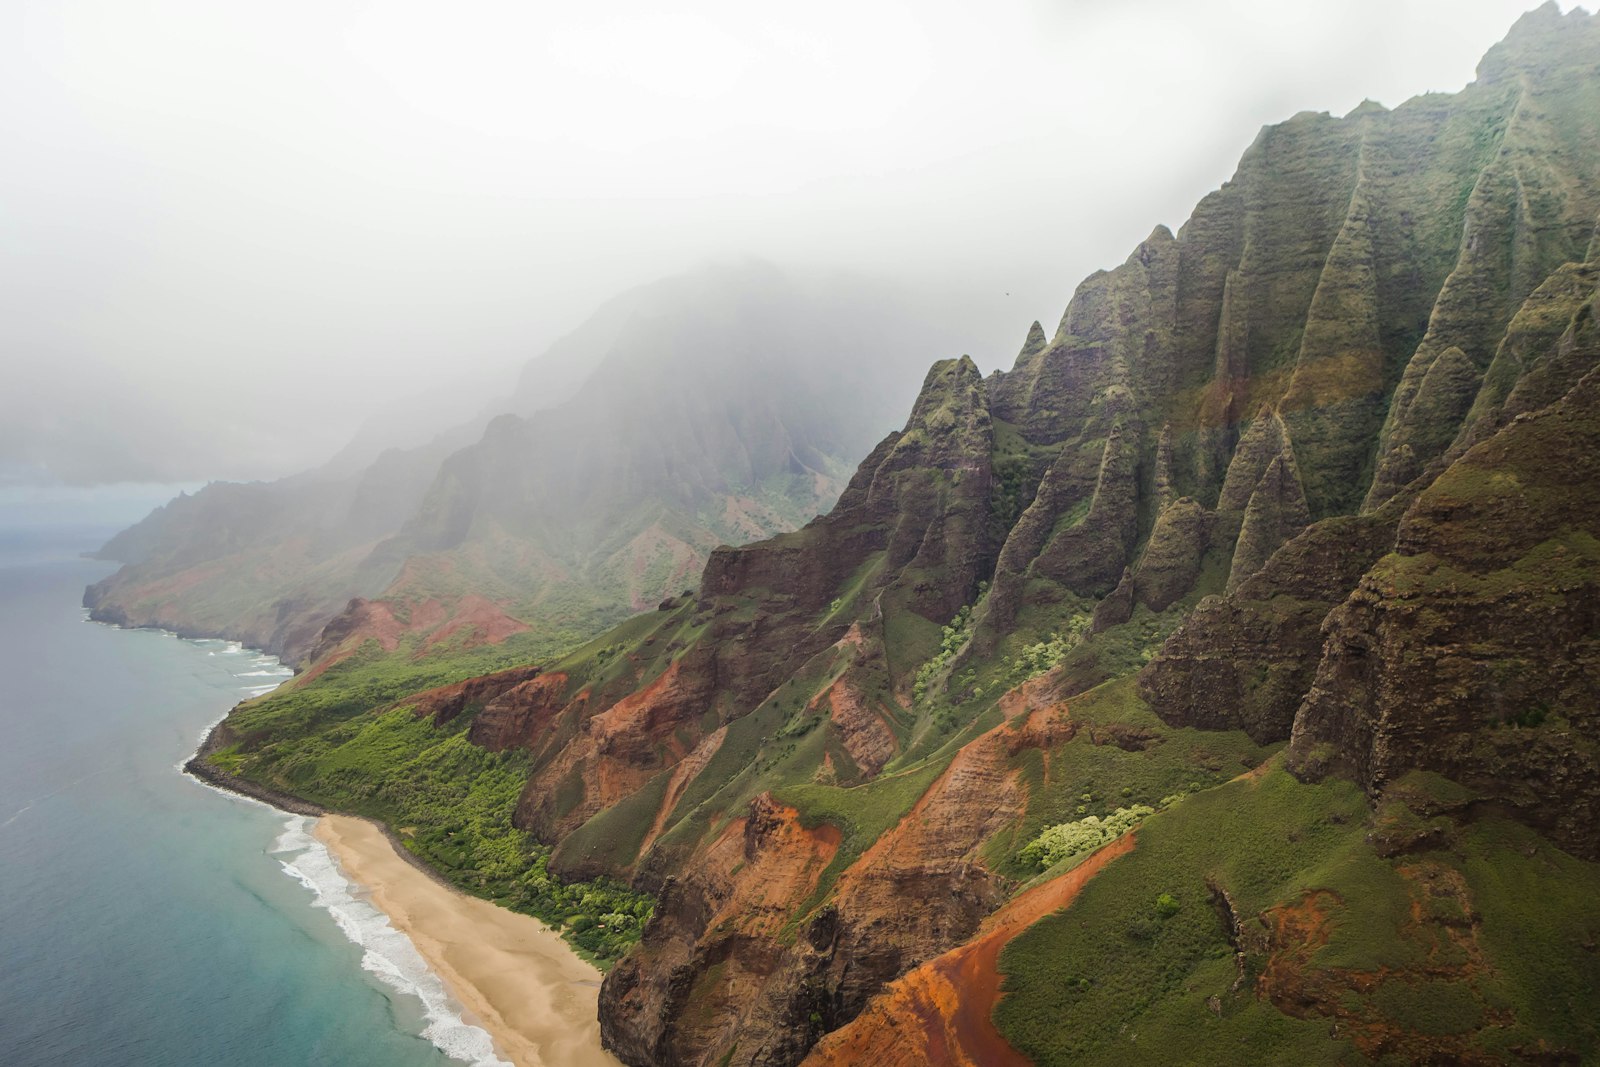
xmin=1131 ymin=497 xmax=1212 ymax=611
xmin=1289 ymin=368 xmax=1600 ymax=858
xmin=84 ymin=265 xmax=949 ymax=664
xmin=580 ymin=22 xmax=1600 ymax=1060
xmin=1140 ymin=510 xmax=1399 ymax=743
xmin=1227 ymin=454 xmax=1312 ymax=592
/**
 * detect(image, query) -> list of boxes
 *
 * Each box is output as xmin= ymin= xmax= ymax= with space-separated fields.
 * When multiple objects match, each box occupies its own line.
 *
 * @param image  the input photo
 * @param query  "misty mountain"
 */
xmin=191 ymin=8 xmax=1600 ymax=1065
xmin=86 ymin=262 xmax=953 ymax=662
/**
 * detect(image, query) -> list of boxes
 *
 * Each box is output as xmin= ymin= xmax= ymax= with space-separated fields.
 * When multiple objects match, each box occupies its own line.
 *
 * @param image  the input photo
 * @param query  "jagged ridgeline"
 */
xmin=205 ymin=8 xmax=1600 ymax=1066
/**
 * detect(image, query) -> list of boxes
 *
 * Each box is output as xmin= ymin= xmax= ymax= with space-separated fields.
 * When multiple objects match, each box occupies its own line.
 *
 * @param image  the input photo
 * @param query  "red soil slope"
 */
xmin=803 ymin=833 xmax=1137 ymax=1067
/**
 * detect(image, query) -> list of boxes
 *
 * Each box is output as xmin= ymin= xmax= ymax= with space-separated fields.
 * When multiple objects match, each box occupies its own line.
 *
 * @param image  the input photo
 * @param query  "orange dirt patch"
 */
xmin=399 ymin=664 xmax=545 ymax=726
xmin=637 ymin=726 xmax=728 ymax=858
xmin=130 ymin=557 xmax=231 ymax=601
xmin=804 ymin=833 xmax=1137 ymax=1067
xmin=586 ymin=662 xmax=692 ymax=772
xmin=522 ymin=661 xmax=710 ymax=834
xmin=419 ymin=593 xmax=530 ymax=651
xmin=812 ymin=674 xmax=897 ymax=777
xmin=299 ymin=594 xmax=526 ymax=682
xmin=703 ymin=796 xmax=843 ymax=939
xmin=996 ymin=672 xmax=1059 ymax=722
xmin=833 ymin=621 xmax=867 ymax=651
xmin=1257 ymin=864 xmax=1516 ymax=1064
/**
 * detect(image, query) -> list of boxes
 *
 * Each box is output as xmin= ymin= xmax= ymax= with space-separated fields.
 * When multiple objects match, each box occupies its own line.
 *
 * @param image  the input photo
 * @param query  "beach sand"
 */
xmin=314 ymin=815 xmax=621 ymax=1067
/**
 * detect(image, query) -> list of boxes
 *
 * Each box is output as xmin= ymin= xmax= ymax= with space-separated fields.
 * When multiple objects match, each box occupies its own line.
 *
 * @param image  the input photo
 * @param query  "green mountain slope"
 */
xmin=190 ymin=7 xmax=1600 ymax=1065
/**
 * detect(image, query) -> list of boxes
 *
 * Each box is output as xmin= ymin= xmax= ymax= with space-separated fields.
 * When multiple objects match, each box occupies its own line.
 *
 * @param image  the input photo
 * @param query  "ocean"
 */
xmin=0 ymin=518 xmax=506 ymax=1067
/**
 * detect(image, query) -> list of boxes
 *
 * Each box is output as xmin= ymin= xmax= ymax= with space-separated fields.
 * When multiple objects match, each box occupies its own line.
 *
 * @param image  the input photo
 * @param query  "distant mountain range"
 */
xmin=86 ymin=262 xmax=954 ymax=664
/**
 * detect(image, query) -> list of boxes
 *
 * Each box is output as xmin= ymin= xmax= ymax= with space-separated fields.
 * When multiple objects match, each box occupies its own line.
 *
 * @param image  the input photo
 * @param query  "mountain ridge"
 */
xmin=176 ymin=10 xmax=1600 ymax=1065
xmin=84 ymin=263 xmax=949 ymax=665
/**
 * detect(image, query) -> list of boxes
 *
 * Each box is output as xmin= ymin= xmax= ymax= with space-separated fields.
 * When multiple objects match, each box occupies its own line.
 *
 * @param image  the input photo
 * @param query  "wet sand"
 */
xmin=314 ymin=815 xmax=621 ymax=1067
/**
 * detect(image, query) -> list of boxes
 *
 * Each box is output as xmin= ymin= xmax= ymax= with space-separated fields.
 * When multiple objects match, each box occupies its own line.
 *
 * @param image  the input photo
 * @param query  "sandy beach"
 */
xmin=314 ymin=815 xmax=621 ymax=1067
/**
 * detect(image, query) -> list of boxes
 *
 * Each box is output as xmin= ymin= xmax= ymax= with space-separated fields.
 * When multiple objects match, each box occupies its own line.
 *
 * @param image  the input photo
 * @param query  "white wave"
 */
xmin=271 ymin=815 xmax=317 ymax=854
xmin=176 ymin=739 xmax=282 ymax=811
xmin=174 ymin=641 xmax=291 ymax=779
xmin=0 ymin=800 xmax=35 ymax=830
xmin=239 ymin=669 xmax=287 ymax=678
xmin=275 ymin=819 xmax=512 ymax=1067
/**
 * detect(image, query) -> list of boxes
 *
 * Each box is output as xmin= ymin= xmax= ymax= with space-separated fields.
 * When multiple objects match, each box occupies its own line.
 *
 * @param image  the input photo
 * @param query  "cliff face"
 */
xmin=82 ymin=443 xmax=455 ymax=659
xmin=535 ymin=11 xmax=1598 ymax=1062
xmin=1288 ymin=364 xmax=1600 ymax=856
xmin=1144 ymin=226 xmax=1600 ymax=807
xmin=197 ymin=8 xmax=1600 ymax=1064
xmin=477 ymin=354 xmax=999 ymax=849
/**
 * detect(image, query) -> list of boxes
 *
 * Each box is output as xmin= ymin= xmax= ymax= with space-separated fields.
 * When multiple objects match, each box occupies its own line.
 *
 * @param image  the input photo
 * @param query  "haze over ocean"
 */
xmin=0 ymin=517 xmax=476 ymax=1067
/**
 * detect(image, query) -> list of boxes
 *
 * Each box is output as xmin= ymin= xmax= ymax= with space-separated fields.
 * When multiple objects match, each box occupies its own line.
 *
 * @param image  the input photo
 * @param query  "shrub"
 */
xmin=913 ymin=603 xmax=975 ymax=703
xmin=1019 ymin=805 xmax=1153 ymax=870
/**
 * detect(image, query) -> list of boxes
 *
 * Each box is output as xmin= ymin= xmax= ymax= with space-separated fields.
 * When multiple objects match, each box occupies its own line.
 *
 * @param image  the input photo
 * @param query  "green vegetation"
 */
xmin=1452 ymin=817 xmax=1600 ymax=1056
xmin=990 ymin=676 xmax=1276 ymax=880
xmin=912 ymin=597 xmax=977 ymax=704
xmin=995 ymin=763 xmax=1600 ymax=1065
xmin=995 ymin=768 xmax=1376 ymax=1065
xmin=1003 ymin=614 xmax=1091 ymax=681
xmin=212 ymin=635 xmax=654 ymax=965
xmin=989 ymin=417 xmax=1055 ymax=536
xmin=225 ymin=630 xmax=566 ymax=741
xmin=1020 ymin=805 xmax=1153 ymax=870
xmin=773 ymin=759 xmax=948 ymax=926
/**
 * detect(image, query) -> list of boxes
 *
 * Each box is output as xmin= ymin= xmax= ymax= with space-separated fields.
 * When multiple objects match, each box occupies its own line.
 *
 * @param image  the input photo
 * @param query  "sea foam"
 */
xmin=274 ymin=816 xmax=512 ymax=1067
xmin=161 ymin=631 xmax=501 ymax=1064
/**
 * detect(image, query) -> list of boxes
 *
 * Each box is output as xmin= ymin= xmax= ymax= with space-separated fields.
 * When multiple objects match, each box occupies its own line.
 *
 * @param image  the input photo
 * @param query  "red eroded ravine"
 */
xmin=803 ymin=832 xmax=1137 ymax=1067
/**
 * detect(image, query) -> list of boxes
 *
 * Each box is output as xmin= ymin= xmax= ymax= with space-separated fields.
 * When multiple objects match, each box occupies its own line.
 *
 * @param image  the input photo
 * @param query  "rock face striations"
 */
xmin=177 ymin=8 xmax=1600 ymax=1065
xmin=584 ymin=11 xmax=1600 ymax=1062
xmin=1288 ymin=364 xmax=1600 ymax=856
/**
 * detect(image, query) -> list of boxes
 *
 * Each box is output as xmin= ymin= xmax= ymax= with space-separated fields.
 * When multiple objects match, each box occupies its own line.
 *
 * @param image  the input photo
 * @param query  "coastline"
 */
xmin=86 ymin=568 xmax=617 ymax=1065
xmin=185 ymin=719 xmax=326 ymax=816
xmin=186 ymin=720 xmax=620 ymax=1067
xmin=314 ymin=814 xmax=621 ymax=1067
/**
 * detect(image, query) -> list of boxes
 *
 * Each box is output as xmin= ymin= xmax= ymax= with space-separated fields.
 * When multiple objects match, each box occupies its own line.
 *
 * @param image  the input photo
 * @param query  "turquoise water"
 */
xmin=0 ymin=523 xmax=481 ymax=1067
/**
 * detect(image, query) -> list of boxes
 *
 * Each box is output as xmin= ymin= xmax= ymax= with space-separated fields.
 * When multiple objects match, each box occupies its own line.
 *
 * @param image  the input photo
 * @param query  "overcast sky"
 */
xmin=1 ymin=0 xmax=1572 ymax=487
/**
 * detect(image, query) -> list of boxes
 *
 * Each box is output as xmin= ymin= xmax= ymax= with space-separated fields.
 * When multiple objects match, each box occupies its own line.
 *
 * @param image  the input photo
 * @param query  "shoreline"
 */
xmin=102 ymin=593 xmax=618 ymax=1065
xmin=184 ymin=720 xmax=326 ymax=816
xmin=314 ymin=814 xmax=621 ymax=1067
xmin=186 ymin=722 xmax=619 ymax=1067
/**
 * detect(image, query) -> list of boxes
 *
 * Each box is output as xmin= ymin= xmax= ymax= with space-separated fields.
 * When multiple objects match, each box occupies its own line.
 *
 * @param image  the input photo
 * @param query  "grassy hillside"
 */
xmin=996 ymin=765 xmax=1600 ymax=1064
xmin=207 ymin=634 xmax=654 ymax=965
